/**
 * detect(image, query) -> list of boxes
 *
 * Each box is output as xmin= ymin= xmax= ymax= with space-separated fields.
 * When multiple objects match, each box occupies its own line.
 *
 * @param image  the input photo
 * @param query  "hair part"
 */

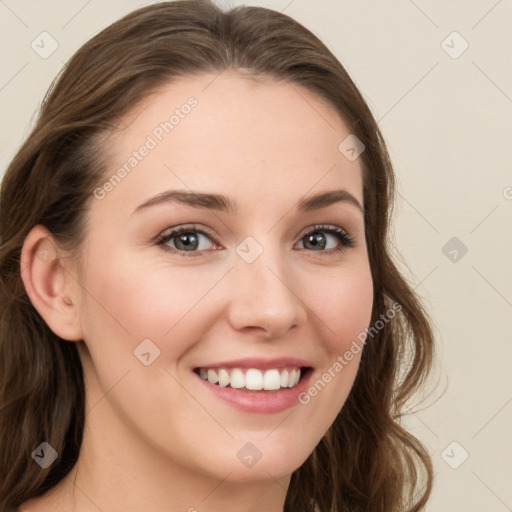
xmin=0 ymin=1 xmax=436 ymax=511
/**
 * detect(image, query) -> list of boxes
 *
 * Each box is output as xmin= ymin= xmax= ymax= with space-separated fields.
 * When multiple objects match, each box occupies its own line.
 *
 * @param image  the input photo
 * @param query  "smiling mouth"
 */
xmin=193 ymin=366 xmax=312 ymax=392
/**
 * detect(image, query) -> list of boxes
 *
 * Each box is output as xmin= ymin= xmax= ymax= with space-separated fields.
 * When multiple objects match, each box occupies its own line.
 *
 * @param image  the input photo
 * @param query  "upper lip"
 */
xmin=194 ymin=357 xmax=313 ymax=371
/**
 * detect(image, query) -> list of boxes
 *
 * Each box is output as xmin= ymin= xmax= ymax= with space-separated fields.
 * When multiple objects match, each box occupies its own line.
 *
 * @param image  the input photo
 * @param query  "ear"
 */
xmin=20 ymin=224 xmax=84 ymax=341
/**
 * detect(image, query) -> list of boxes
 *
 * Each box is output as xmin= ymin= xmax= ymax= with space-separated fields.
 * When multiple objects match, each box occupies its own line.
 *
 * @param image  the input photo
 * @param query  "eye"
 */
xmin=156 ymin=224 xmax=219 ymax=257
xmin=155 ymin=223 xmax=355 ymax=258
xmin=296 ymin=225 xmax=355 ymax=255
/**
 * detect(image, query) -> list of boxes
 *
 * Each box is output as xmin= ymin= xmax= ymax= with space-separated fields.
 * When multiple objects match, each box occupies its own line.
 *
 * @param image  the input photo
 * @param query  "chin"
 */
xmin=218 ymin=437 xmax=314 ymax=482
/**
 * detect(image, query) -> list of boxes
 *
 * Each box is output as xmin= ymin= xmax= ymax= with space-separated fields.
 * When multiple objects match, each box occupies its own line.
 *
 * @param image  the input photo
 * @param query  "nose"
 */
xmin=227 ymin=249 xmax=306 ymax=340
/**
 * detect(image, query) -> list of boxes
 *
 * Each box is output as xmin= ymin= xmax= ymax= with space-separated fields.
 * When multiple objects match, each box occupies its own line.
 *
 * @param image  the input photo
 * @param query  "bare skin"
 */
xmin=19 ymin=71 xmax=373 ymax=512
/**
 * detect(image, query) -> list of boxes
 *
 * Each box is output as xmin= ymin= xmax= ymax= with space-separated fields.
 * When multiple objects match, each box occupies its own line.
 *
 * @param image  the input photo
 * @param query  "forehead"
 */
xmin=94 ymin=71 xmax=363 ymax=218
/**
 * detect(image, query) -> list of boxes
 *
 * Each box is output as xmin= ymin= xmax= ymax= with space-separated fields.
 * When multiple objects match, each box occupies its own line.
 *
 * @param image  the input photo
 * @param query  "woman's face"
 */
xmin=72 ymin=72 xmax=373 ymax=483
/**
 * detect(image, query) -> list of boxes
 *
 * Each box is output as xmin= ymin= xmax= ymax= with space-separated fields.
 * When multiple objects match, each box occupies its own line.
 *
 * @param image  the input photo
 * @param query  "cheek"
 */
xmin=78 ymin=247 xmax=228 ymax=364
xmin=298 ymin=263 xmax=373 ymax=411
xmin=306 ymin=262 xmax=374 ymax=355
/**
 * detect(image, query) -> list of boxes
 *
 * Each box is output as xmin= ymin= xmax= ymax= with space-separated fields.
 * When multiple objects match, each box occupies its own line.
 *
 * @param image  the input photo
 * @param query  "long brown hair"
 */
xmin=0 ymin=1 xmax=437 ymax=510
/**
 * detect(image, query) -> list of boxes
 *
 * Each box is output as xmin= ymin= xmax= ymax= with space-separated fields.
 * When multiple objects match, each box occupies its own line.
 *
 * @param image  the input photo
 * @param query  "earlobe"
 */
xmin=20 ymin=225 xmax=84 ymax=341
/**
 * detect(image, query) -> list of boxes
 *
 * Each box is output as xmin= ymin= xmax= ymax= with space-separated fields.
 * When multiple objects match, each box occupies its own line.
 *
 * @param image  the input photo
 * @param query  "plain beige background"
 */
xmin=1 ymin=1 xmax=511 ymax=510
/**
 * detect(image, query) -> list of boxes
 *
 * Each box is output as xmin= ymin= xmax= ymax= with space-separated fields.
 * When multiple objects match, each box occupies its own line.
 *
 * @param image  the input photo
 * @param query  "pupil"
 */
xmin=307 ymin=233 xmax=325 ymax=250
xmin=177 ymin=233 xmax=197 ymax=250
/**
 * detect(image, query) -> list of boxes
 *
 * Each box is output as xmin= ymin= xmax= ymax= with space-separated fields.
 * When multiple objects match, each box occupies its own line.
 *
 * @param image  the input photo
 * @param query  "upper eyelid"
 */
xmin=158 ymin=224 xmax=217 ymax=242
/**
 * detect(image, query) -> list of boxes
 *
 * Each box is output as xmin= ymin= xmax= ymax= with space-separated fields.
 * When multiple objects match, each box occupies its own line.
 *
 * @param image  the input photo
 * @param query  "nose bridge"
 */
xmin=227 ymin=237 xmax=304 ymax=337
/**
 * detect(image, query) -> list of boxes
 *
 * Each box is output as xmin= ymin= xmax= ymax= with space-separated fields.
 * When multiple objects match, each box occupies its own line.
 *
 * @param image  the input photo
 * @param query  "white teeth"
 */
xmin=245 ymin=369 xmax=263 ymax=390
xmin=280 ymin=369 xmax=289 ymax=388
xmin=207 ymin=369 xmax=218 ymax=384
xmin=288 ymin=369 xmax=300 ymax=387
xmin=263 ymin=369 xmax=281 ymax=390
xmin=218 ymin=368 xmax=230 ymax=387
xmin=230 ymin=368 xmax=245 ymax=389
xmin=199 ymin=367 xmax=303 ymax=391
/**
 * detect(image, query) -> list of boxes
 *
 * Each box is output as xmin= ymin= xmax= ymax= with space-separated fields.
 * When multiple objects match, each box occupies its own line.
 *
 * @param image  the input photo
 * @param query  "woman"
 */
xmin=0 ymin=1 xmax=436 ymax=511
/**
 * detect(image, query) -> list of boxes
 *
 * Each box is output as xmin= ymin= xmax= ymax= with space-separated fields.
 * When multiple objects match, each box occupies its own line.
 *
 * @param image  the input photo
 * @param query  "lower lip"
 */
xmin=195 ymin=370 xmax=313 ymax=414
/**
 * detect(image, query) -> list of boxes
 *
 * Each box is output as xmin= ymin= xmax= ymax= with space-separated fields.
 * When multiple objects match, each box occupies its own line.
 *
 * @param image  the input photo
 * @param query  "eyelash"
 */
xmin=155 ymin=224 xmax=356 ymax=258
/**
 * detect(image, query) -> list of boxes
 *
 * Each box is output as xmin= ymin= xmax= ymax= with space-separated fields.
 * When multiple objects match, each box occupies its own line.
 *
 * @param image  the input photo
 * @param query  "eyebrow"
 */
xmin=131 ymin=188 xmax=364 ymax=216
